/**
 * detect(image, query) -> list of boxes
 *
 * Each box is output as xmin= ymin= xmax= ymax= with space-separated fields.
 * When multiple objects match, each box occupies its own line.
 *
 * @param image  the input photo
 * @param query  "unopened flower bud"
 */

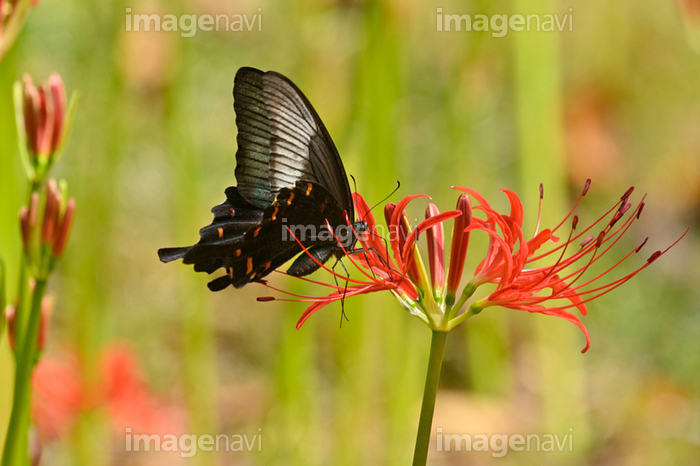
xmin=446 ymin=193 xmax=471 ymax=304
xmin=16 ymin=72 xmax=71 ymax=182
xmin=41 ymin=180 xmax=60 ymax=245
xmin=52 ymin=197 xmax=75 ymax=257
xmin=19 ymin=192 xmax=39 ymax=251
xmin=425 ymin=204 xmax=445 ymax=293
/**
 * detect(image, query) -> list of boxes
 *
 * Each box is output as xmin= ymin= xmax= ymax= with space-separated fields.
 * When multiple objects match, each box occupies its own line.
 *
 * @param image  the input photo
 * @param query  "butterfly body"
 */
xmin=158 ymin=67 xmax=362 ymax=290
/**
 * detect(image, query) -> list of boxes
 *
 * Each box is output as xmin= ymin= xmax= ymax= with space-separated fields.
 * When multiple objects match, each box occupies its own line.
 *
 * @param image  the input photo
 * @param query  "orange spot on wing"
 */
xmin=246 ymin=257 xmax=253 ymax=274
xmin=217 ymin=227 xmax=224 ymax=238
xmin=236 ymin=249 xmax=242 ymax=257
xmin=263 ymin=261 xmax=271 ymax=271
xmin=287 ymin=193 xmax=295 ymax=206
xmin=253 ymin=227 xmax=261 ymax=237
xmin=306 ymin=183 xmax=313 ymax=196
xmin=271 ymin=206 xmax=279 ymax=221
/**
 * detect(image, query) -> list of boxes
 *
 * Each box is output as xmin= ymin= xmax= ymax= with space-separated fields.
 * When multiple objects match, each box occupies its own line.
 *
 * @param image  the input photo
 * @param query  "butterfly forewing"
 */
xmin=264 ymin=72 xmax=353 ymax=219
xmin=232 ymin=69 xmax=274 ymax=209
xmin=233 ymin=68 xmax=354 ymax=219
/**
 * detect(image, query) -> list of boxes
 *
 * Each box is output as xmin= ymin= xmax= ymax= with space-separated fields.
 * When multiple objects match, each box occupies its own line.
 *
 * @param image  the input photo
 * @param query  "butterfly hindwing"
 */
xmin=208 ymin=181 xmax=352 ymax=289
xmin=157 ymin=187 xmax=264 ymax=272
xmin=199 ymin=187 xmax=266 ymax=246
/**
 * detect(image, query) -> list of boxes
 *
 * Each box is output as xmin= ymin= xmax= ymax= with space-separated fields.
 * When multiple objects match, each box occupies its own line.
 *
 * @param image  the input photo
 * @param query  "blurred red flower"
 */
xmin=32 ymin=344 xmax=184 ymax=441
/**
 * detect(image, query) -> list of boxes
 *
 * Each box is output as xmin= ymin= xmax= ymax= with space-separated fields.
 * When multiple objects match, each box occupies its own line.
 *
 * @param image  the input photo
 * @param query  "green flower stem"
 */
xmin=12 ymin=256 xmax=29 ymax=351
xmin=2 ymin=278 xmax=47 ymax=466
xmin=13 ymin=184 xmax=43 ymax=356
xmin=412 ymin=330 xmax=448 ymax=466
xmin=446 ymin=281 xmax=477 ymax=323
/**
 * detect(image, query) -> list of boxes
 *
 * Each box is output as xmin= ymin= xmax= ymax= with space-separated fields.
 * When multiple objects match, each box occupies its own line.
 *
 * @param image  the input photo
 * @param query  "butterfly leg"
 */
xmin=346 ymin=247 xmax=379 ymax=279
xmin=347 ymin=229 xmax=399 ymax=275
xmin=331 ymin=258 xmax=351 ymax=327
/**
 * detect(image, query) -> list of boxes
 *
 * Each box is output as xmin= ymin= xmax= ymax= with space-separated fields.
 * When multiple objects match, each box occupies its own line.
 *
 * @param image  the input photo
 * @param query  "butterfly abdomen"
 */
xmin=286 ymin=245 xmax=336 ymax=277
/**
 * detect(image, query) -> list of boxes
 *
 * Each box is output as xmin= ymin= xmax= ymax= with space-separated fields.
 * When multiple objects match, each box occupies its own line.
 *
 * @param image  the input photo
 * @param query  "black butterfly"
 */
xmin=158 ymin=67 xmax=367 ymax=290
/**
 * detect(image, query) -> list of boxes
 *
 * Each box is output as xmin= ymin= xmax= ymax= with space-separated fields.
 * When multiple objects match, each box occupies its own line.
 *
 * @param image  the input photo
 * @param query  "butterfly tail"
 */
xmin=207 ymin=275 xmax=233 ymax=292
xmin=158 ymin=247 xmax=190 ymax=263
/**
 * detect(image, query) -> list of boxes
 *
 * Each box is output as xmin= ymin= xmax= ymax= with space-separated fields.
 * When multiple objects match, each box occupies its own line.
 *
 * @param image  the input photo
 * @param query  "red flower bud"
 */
xmin=446 ymin=193 xmax=471 ymax=303
xmin=18 ymin=73 xmax=70 ymax=178
xmin=37 ymin=82 xmax=56 ymax=156
xmin=22 ymin=75 xmax=40 ymax=154
xmin=49 ymin=73 xmax=66 ymax=152
xmin=20 ymin=192 xmax=39 ymax=251
xmin=52 ymin=197 xmax=76 ymax=257
xmin=425 ymin=203 xmax=445 ymax=292
xmin=41 ymin=180 xmax=59 ymax=245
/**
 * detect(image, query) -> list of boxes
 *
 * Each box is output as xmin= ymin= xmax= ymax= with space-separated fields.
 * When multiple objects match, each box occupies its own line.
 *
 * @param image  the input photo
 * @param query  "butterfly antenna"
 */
xmin=362 ymin=181 xmax=401 ymax=222
xmin=361 ymin=181 xmax=401 ymax=271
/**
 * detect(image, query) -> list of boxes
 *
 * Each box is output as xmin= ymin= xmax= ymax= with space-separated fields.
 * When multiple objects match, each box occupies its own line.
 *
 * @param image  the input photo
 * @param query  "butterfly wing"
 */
xmin=233 ymin=67 xmax=354 ymax=219
xmin=202 ymin=181 xmax=350 ymax=290
xmin=231 ymin=69 xmax=274 ymax=209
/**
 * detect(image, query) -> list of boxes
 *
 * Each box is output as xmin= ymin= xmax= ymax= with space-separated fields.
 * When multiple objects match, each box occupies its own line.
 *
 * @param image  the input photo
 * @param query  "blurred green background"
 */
xmin=1 ymin=0 xmax=699 ymax=464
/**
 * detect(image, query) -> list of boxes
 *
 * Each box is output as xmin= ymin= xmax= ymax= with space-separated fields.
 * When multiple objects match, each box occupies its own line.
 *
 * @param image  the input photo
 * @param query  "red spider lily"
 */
xmin=258 ymin=182 xmax=687 ymax=352
xmin=448 ymin=181 xmax=687 ymax=351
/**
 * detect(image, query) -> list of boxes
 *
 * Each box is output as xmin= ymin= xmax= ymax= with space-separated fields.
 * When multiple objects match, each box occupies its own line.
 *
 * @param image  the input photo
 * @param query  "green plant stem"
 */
xmin=12 ymin=256 xmax=29 ymax=353
xmin=13 ymin=184 xmax=42 ymax=357
xmin=2 ymin=278 xmax=47 ymax=466
xmin=412 ymin=330 xmax=448 ymax=466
